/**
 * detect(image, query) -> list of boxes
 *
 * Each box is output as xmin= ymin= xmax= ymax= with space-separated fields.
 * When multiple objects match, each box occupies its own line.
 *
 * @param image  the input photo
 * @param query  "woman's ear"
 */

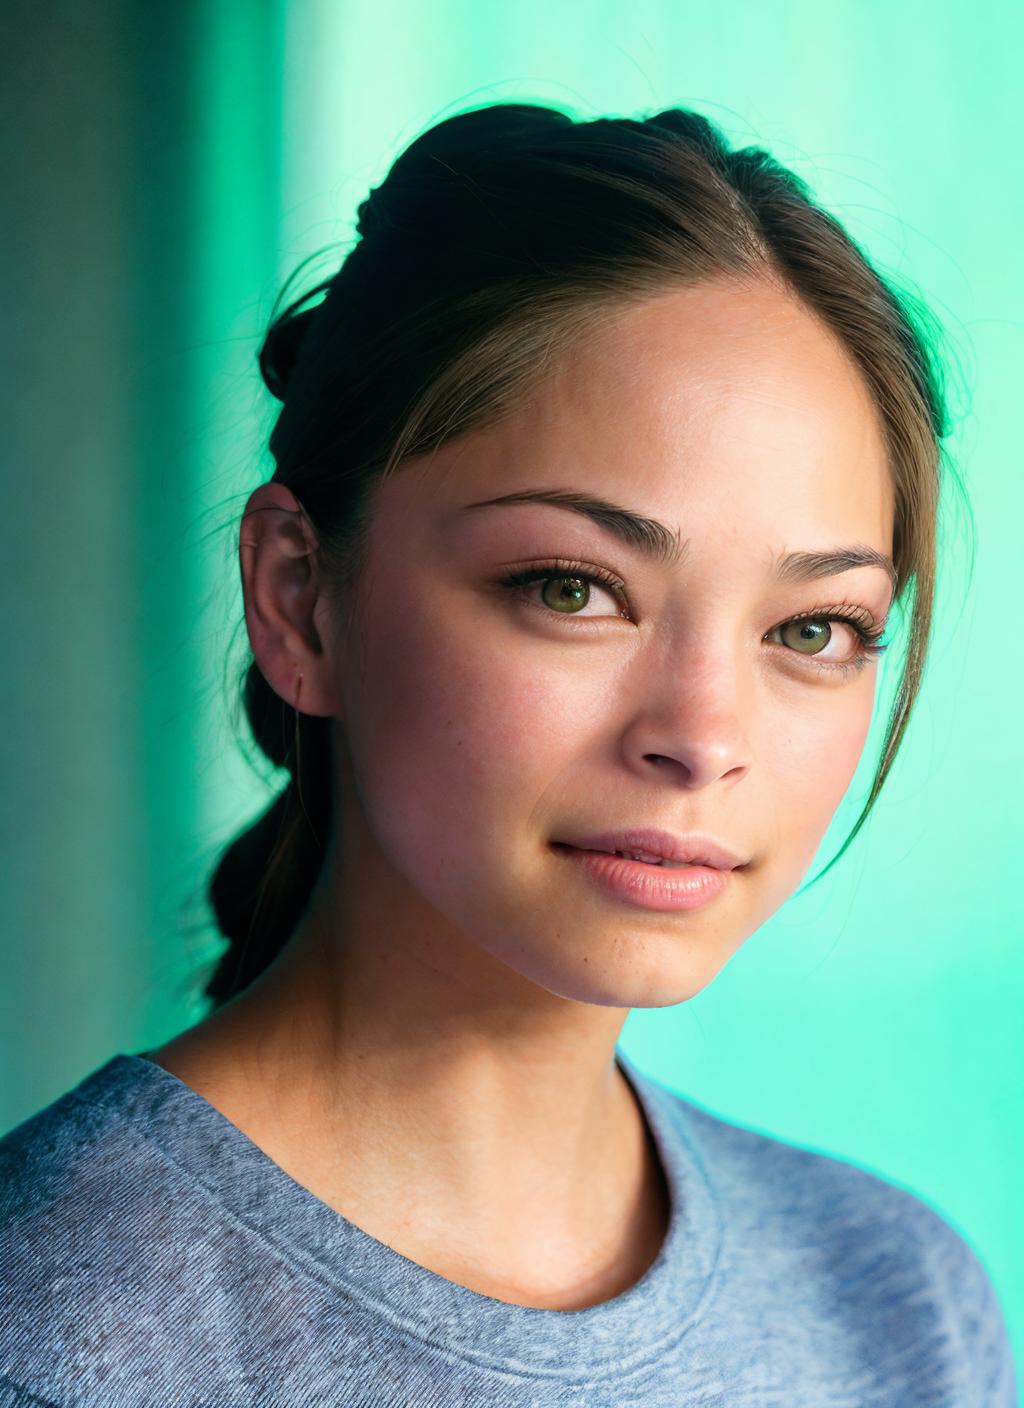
xmin=238 ymin=482 xmax=341 ymax=719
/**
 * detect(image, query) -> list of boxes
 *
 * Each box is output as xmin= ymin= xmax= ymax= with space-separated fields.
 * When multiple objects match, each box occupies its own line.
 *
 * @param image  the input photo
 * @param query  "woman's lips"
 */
xmin=553 ymin=829 xmax=745 ymax=870
xmin=551 ymin=843 xmax=734 ymax=911
xmin=554 ymin=843 xmax=693 ymax=868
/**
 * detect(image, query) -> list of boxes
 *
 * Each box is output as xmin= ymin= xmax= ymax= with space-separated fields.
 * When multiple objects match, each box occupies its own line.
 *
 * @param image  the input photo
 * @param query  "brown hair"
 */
xmin=199 ymin=101 xmax=954 ymax=1012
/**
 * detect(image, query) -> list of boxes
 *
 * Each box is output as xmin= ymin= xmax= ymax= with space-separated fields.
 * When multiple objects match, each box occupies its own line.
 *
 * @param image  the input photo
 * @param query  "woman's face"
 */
xmin=321 ymin=276 xmax=896 ymax=1009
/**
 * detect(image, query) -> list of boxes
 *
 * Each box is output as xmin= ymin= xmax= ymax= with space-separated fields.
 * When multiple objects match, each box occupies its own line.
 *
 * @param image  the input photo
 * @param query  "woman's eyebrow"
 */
xmin=458 ymin=488 xmax=684 ymax=567
xmin=457 ymin=488 xmax=897 ymax=591
xmin=775 ymin=545 xmax=898 ymax=592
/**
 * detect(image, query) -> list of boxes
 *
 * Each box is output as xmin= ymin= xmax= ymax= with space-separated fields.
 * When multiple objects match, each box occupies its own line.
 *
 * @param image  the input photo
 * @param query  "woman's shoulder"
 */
xmin=0 ymin=1055 xmax=145 ymax=1227
xmin=638 ymin=1068 xmax=1017 ymax=1401
xmin=638 ymin=1062 xmax=969 ymax=1240
xmin=0 ymin=1056 xmax=204 ymax=1400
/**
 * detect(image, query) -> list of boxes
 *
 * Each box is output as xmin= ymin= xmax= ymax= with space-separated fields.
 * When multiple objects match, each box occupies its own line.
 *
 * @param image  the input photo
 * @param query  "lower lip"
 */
xmin=551 ymin=844 xmax=734 ymax=911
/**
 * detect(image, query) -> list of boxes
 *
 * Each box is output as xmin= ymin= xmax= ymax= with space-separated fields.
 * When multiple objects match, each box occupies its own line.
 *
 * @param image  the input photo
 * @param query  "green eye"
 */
xmin=539 ymin=576 xmax=590 ymax=613
xmin=500 ymin=562 xmax=629 ymax=618
xmin=778 ymin=618 xmax=832 ymax=655
xmin=768 ymin=609 xmax=889 ymax=676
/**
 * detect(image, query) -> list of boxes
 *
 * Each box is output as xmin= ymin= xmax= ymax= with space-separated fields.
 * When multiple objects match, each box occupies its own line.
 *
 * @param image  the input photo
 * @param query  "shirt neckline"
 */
xmin=85 ymin=1046 xmax=722 ymax=1381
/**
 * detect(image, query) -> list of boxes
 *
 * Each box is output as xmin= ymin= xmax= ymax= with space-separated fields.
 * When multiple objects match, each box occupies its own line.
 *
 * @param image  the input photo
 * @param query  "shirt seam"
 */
xmin=105 ymin=1102 xmax=720 ymax=1385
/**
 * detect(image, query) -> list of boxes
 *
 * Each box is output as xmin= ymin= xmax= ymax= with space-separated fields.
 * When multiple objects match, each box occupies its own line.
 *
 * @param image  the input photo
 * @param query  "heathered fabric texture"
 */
xmin=0 ymin=1049 xmax=1016 ymax=1407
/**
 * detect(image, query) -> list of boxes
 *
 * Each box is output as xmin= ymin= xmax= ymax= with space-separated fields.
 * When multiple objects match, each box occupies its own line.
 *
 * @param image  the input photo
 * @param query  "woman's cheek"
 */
xmin=339 ymin=604 xmax=555 ymax=854
xmin=767 ymin=683 xmax=876 ymax=867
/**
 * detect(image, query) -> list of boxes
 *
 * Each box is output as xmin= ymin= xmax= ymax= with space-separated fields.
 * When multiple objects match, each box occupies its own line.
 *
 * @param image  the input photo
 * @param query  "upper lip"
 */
xmin=555 ymin=828 xmax=746 ymax=869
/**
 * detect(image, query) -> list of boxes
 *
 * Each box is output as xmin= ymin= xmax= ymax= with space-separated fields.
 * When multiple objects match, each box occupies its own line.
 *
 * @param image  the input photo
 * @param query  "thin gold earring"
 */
xmin=293 ymin=670 xmax=304 ymax=770
xmin=291 ymin=670 xmax=322 ymax=849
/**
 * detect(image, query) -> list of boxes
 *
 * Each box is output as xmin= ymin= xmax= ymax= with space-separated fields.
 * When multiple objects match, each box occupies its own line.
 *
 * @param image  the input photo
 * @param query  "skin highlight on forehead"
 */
xmin=410 ymin=278 xmax=894 ymax=613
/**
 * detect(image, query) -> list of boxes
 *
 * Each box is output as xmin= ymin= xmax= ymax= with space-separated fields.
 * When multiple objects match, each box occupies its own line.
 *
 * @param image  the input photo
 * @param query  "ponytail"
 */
xmin=203 ymin=663 xmax=332 ymax=1009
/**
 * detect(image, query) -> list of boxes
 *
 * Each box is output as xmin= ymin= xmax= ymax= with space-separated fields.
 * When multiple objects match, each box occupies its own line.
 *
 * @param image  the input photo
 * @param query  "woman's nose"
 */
xmin=621 ymin=661 xmax=753 ymax=789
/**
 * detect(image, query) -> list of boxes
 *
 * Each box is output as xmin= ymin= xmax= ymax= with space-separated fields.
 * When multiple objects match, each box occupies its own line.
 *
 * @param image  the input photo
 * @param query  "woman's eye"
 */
xmin=766 ymin=614 xmax=886 ymax=674
xmin=772 ymin=617 xmax=849 ymax=659
xmin=499 ymin=566 xmax=628 ymax=619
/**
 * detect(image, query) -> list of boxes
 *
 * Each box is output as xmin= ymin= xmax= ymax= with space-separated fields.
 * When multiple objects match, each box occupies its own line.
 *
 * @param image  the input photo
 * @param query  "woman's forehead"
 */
xmin=533 ymin=283 xmax=884 ymax=459
xmin=368 ymin=279 xmax=894 ymax=567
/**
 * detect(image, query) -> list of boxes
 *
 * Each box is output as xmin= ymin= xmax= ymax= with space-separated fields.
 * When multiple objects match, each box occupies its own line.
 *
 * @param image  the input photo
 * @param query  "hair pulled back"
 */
xmin=202 ymin=101 xmax=951 ymax=1011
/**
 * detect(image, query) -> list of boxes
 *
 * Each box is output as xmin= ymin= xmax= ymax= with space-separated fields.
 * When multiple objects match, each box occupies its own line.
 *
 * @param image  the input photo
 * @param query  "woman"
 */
xmin=1 ymin=103 xmax=1016 ymax=1405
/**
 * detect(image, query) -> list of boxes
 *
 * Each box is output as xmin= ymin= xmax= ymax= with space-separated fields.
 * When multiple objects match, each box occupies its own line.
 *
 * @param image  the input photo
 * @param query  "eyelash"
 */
xmin=497 ymin=558 xmax=891 ymax=678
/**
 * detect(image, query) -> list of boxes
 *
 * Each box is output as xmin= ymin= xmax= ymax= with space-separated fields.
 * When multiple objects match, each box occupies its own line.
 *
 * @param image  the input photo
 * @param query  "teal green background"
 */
xmin=4 ymin=0 xmax=1021 ymax=1369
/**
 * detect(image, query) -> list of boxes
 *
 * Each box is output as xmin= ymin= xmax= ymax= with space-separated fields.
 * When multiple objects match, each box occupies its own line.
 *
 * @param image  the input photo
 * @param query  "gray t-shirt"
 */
xmin=0 ymin=1049 xmax=1016 ymax=1406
